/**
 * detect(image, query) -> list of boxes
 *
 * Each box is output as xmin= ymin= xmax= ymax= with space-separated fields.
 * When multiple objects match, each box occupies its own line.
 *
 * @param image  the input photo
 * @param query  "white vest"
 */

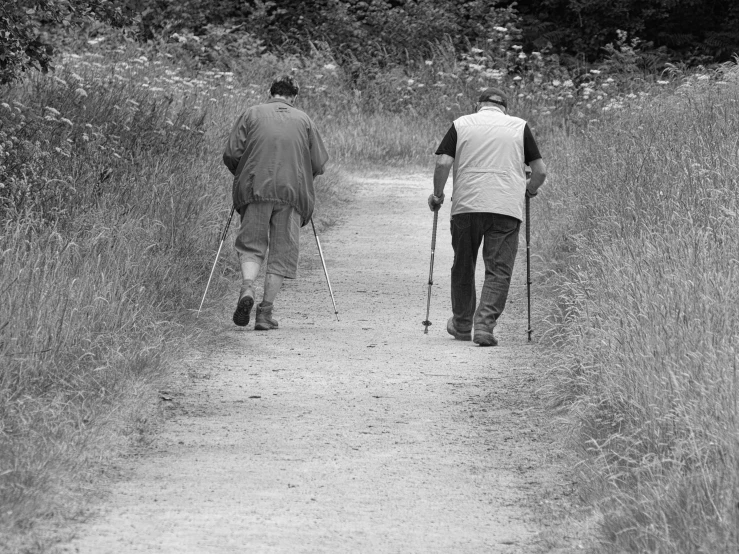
xmin=451 ymin=107 xmax=527 ymax=220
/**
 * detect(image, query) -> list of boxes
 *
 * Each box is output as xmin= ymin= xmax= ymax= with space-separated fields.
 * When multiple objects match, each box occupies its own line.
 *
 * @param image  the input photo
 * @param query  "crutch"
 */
xmin=197 ymin=206 xmax=235 ymax=318
xmin=525 ymin=195 xmax=532 ymax=342
xmin=310 ymin=218 xmax=339 ymax=321
xmin=422 ymin=207 xmax=439 ymax=334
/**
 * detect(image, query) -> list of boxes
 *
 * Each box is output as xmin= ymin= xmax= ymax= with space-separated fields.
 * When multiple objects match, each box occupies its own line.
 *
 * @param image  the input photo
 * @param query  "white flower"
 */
xmin=494 ymin=26 xmax=507 ymax=32
xmin=589 ymin=69 xmax=601 ymax=75
xmin=0 ymin=103 xmax=10 ymax=111
xmin=75 ymin=88 xmax=88 ymax=99
xmin=563 ymin=80 xmax=574 ymax=87
xmin=518 ymin=52 xmax=527 ymax=59
xmin=323 ymin=64 xmax=336 ymax=71
xmin=407 ymin=79 xmax=415 ymax=85
xmin=512 ymin=76 xmax=522 ymax=81
xmin=44 ymin=107 xmax=61 ymax=116
xmin=470 ymin=47 xmax=483 ymax=54
xmin=697 ymin=75 xmax=710 ymax=80
xmin=552 ymin=80 xmax=561 ymax=87
xmin=657 ymin=80 xmax=669 ymax=85
xmin=60 ymin=118 xmax=73 ymax=127
xmin=425 ymin=60 xmax=433 ymax=66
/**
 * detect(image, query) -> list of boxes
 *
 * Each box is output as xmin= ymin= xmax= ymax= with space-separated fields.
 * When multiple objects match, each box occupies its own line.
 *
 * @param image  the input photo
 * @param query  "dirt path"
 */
xmin=60 ymin=172 xmax=588 ymax=553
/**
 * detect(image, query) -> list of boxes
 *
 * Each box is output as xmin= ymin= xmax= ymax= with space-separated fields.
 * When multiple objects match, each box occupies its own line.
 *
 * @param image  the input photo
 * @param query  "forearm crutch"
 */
xmin=525 ymin=196 xmax=532 ymax=342
xmin=422 ymin=208 xmax=439 ymax=334
xmin=197 ymin=206 xmax=235 ymax=318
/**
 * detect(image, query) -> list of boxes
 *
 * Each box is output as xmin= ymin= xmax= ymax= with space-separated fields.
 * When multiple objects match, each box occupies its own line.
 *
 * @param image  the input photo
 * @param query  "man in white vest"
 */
xmin=429 ymin=87 xmax=547 ymax=346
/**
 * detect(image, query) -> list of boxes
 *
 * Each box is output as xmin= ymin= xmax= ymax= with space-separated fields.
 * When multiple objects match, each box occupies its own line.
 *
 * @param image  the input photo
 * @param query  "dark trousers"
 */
xmin=450 ymin=212 xmax=520 ymax=333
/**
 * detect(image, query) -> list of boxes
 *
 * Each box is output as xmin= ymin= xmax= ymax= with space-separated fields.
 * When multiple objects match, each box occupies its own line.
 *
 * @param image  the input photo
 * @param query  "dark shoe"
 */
xmin=232 ymin=290 xmax=254 ymax=327
xmin=473 ymin=328 xmax=498 ymax=347
xmin=447 ymin=317 xmax=471 ymax=341
xmin=254 ymin=303 xmax=278 ymax=331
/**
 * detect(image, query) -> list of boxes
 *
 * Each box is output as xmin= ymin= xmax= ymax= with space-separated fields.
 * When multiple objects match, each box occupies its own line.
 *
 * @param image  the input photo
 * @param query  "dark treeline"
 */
xmin=2 ymin=0 xmax=739 ymax=84
xmin=125 ymin=0 xmax=739 ymax=64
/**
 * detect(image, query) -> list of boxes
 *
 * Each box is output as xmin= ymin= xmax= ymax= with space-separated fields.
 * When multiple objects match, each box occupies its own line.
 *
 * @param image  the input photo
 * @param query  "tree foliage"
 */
xmin=512 ymin=0 xmax=739 ymax=63
xmin=0 ymin=0 xmax=129 ymax=84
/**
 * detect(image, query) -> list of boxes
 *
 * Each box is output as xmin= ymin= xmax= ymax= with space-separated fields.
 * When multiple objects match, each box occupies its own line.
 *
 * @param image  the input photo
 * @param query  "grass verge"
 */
xmin=537 ymin=66 xmax=739 ymax=552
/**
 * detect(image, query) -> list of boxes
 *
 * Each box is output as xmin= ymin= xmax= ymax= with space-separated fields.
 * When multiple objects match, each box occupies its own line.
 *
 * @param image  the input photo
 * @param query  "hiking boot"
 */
xmin=473 ymin=327 xmax=498 ymax=347
xmin=447 ymin=317 xmax=471 ymax=341
xmin=232 ymin=289 xmax=254 ymax=327
xmin=254 ymin=302 xmax=278 ymax=331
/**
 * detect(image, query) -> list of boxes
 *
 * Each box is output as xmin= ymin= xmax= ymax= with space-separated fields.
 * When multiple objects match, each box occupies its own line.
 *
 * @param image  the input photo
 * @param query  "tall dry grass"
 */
xmin=538 ymin=67 xmax=739 ymax=552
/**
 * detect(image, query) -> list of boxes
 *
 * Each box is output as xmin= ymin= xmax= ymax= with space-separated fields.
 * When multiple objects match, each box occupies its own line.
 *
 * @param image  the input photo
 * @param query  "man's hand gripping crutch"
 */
xmin=423 ymin=192 xmax=445 ymax=334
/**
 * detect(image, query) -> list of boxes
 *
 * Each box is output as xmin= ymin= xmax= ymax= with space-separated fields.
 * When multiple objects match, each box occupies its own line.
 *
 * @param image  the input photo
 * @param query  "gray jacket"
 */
xmin=223 ymin=98 xmax=329 ymax=226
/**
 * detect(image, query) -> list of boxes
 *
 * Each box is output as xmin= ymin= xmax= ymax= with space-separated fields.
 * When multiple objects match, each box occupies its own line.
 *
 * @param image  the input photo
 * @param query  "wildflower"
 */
xmin=82 ymin=133 xmax=90 ymax=142
xmin=657 ymin=80 xmax=669 ymax=85
xmin=60 ymin=118 xmax=73 ymax=127
xmin=589 ymin=69 xmax=601 ymax=75
xmin=0 ymin=103 xmax=10 ymax=111
xmin=518 ymin=52 xmax=527 ymax=60
xmin=323 ymin=64 xmax=337 ymax=71
xmin=512 ymin=76 xmax=522 ymax=81
xmin=75 ymin=88 xmax=88 ymax=99
xmin=45 ymin=107 xmax=61 ymax=116
xmin=407 ymin=79 xmax=415 ymax=85
xmin=113 ymin=152 xmax=122 ymax=159
xmin=53 ymin=76 xmax=68 ymax=87
xmin=563 ymin=80 xmax=574 ymax=87
xmin=552 ymin=80 xmax=561 ymax=87
xmin=697 ymin=75 xmax=710 ymax=81
xmin=425 ymin=60 xmax=433 ymax=66
xmin=315 ymin=74 xmax=324 ymax=79
xmin=494 ymin=26 xmax=507 ymax=32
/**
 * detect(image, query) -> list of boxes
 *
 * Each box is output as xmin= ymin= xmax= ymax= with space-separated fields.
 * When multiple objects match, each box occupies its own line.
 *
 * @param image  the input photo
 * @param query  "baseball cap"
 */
xmin=478 ymin=87 xmax=507 ymax=108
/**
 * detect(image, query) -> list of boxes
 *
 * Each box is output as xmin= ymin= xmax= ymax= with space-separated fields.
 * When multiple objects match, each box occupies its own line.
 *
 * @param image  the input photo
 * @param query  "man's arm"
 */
xmin=527 ymin=158 xmax=547 ymax=196
xmin=223 ymin=113 xmax=248 ymax=175
xmin=429 ymin=154 xmax=454 ymax=211
xmin=309 ymin=125 xmax=329 ymax=178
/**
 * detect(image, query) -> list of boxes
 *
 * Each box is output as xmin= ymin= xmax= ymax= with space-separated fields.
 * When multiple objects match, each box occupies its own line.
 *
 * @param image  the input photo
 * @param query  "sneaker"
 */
xmin=232 ymin=290 xmax=254 ymax=327
xmin=254 ymin=303 xmax=279 ymax=331
xmin=447 ymin=317 xmax=471 ymax=341
xmin=473 ymin=328 xmax=498 ymax=347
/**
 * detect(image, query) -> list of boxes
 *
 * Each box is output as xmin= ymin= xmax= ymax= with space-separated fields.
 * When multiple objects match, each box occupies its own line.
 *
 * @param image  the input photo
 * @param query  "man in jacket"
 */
xmin=223 ymin=75 xmax=329 ymax=330
xmin=429 ymin=87 xmax=547 ymax=346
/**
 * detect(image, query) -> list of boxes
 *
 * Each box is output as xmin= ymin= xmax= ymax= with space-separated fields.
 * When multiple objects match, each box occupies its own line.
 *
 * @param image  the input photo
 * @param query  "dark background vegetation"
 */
xmin=3 ymin=0 xmax=739 ymax=84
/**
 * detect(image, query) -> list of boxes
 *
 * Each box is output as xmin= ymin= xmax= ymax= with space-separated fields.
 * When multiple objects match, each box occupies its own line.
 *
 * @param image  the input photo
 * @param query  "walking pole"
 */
xmin=197 ymin=206 xmax=235 ymax=318
xmin=422 ymin=207 xmax=439 ymax=334
xmin=525 ymin=195 xmax=532 ymax=342
xmin=310 ymin=218 xmax=339 ymax=321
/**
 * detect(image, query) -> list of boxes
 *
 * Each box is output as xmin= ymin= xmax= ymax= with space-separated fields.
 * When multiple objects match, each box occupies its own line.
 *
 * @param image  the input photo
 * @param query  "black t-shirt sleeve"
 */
xmin=523 ymin=124 xmax=542 ymax=164
xmin=435 ymin=124 xmax=457 ymax=157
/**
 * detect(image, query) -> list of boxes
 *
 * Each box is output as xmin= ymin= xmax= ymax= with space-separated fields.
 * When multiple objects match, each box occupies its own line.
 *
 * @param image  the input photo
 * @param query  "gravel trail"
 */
xmin=61 ymin=172 xmax=586 ymax=553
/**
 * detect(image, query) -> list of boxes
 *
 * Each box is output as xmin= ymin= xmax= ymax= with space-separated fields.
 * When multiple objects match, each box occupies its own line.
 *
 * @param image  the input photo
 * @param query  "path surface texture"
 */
xmin=63 ymin=173 xmax=585 ymax=553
